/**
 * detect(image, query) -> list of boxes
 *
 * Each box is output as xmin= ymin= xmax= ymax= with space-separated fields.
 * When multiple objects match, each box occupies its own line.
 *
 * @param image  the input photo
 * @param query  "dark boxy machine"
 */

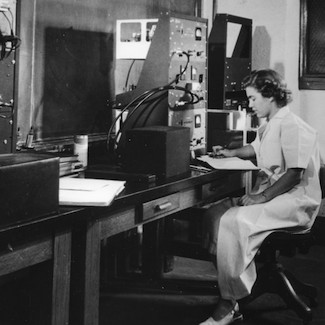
xmin=0 ymin=153 xmax=59 ymax=227
xmin=123 ymin=126 xmax=190 ymax=180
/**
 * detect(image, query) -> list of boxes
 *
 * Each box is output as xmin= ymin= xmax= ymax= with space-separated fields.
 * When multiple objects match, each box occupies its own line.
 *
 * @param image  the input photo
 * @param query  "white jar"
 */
xmin=74 ymin=135 xmax=88 ymax=168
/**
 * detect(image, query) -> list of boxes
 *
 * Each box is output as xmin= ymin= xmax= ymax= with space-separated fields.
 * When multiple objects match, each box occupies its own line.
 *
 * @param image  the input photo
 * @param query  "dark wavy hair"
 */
xmin=242 ymin=69 xmax=292 ymax=108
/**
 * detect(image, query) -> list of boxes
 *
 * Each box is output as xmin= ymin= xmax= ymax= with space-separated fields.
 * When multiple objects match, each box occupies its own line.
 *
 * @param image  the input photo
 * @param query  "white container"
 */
xmin=74 ymin=135 xmax=88 ymax=168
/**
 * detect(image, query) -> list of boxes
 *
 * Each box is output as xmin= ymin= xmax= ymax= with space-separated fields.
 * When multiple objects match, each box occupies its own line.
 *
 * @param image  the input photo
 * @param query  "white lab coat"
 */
xmin=205 ymin=106 xmax=321 ymax=301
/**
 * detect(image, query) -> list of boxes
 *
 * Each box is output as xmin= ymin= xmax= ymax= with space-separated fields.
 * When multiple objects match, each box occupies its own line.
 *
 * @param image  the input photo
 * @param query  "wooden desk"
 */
xmin=69 ymin=168 xmax=245 ymax=325
xmin=0 ymin=168 xmax=245 ymax=325
xmin=0 ymin=208 xmax=82 ymax=325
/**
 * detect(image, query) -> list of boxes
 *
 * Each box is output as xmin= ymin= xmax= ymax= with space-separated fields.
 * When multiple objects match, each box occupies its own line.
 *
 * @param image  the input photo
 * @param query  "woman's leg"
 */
xmin=200 ymin=199 xmax=243 ymax=324
xmin=199 ymin=298 xmax=243 ymax=325
xmin=211 ymin=298 xmax=236 ymax=320
xmin=202 ymin=198 xmax=236 ymax=255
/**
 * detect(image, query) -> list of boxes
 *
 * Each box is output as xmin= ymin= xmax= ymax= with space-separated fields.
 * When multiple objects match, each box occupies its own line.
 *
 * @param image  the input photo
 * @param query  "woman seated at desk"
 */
xmin=200 ymin=69 xmax=321 ymax=325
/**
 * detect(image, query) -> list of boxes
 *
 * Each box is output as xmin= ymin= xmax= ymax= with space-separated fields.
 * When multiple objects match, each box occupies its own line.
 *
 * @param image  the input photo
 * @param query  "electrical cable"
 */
xmin=106 ymin=87 xmax=158 ymax=150
xmin=112 ymin=85 xmax=200 ymax=151
xmin=124 ymin=59 xmax=136 ymax=91
xmin=1 ymin=10 xmax=11 ymax=26
xmin=134 ymin=92 xmax=168 ymax=128
xmin=110 ymin=49 xmax=191 ymax=136
xmin=109 ymin=81 xmax=199 ymax=147
xmin=7 ymin=7 xmax=14 ymax=23
xmin=167 ymin=51 xmax=191 ymax=86
xmin=108 ymin=84 xmax=201 ymax=153
xmin=107 ymin=50 xmax=201 ymax=155
xmin=108 ymin=87 xmax=162 ymax=151
xmin=124 ymin=91 xmax=167 ymax=132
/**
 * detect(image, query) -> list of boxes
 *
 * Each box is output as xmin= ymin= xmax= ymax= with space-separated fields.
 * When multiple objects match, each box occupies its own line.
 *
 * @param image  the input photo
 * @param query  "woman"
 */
xmin=200 ymin=69 xmax=321 ymax=325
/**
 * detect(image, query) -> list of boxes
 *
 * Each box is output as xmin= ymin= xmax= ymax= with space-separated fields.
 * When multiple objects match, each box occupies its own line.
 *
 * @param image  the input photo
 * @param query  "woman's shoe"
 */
xmin=199 ymin=302 xmax=243 ymax=325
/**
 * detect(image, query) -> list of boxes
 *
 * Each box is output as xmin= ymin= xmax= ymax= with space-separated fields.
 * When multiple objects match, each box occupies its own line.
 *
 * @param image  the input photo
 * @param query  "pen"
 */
xmin=210 ymin=144 xmax=228 ymax=157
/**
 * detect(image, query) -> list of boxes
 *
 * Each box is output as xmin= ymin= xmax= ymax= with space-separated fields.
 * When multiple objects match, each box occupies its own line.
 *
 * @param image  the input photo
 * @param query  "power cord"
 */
xmin=107 ymin=50 xmax=201 ymax=155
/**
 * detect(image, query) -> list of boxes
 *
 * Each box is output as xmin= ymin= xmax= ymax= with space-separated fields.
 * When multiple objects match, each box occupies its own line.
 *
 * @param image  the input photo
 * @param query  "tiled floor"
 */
xmin=99 ymin=245 xmax=325 ymax=325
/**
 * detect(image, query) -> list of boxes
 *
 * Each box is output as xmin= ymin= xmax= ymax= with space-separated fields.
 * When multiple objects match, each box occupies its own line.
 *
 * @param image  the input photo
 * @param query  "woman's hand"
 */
xmin=212 ymin=145 xmax=234 ymax=158
xmin=239 ymin=168 xmax=303 ymax=206
xmin=239 ymin=192 xmax=267 ymax=206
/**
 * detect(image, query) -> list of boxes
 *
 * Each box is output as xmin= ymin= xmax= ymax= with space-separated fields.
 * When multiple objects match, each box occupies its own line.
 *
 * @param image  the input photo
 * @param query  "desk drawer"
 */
xmin=142 ymin=192 xmax=180 ymax=221
xmin=202 ymin=173 xmax=243 ymax=201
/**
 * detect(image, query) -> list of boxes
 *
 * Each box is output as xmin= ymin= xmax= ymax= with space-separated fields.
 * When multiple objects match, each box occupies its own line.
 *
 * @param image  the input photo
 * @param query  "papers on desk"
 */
xmin=197 ymin=155 xmax=259 ymax=170
xmin=59 ymin=178 xmax=125 ymax=206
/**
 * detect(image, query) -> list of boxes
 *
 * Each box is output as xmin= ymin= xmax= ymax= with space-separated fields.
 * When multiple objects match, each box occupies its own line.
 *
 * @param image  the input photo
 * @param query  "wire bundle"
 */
xmin=107 ymin=51 xmax=202 ymax=155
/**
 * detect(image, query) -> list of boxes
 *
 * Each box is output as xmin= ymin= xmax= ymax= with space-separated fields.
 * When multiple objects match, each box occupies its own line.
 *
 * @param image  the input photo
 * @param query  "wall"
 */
xmin=17 ymin=0 xmax=199 ymax=146
xmin=16 ymin=0 xmax=325 ymax=158
xmin=215 ymin=0 xmax=325 ymax=162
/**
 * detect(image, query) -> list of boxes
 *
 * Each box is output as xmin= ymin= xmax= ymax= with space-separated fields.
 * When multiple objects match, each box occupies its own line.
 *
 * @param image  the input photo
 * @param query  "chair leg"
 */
xmin=283 ymin=269 xmax=318 ymax=307
xmin=248 ymin=264 xmax=274 ymax=299
xmin=245 ymin=263 xmax=315 ymax=325
xmin=274 ymin=265 xmax=313 ymax=324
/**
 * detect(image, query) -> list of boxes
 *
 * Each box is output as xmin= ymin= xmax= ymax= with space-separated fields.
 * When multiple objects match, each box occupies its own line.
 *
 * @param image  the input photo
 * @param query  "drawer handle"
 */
xmin=209 ymin=184 xmax=225 ymax=192
xmin=155 ymin=201 xmax=172 ymax=211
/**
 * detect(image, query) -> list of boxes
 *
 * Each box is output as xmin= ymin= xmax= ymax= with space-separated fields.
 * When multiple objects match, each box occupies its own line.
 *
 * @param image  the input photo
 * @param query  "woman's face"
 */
xmin=246 ymin=86 xmax=275 ymax=119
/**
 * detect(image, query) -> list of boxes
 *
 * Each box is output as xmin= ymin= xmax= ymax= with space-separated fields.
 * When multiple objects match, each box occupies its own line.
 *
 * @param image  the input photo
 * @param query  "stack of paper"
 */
xmin=59 ymin=178 xmax=125 ymax=206
xmin=59 ymin=157 xmax=84 ymax=177
xmin=197 ymin=156 xmax=259 ymax=170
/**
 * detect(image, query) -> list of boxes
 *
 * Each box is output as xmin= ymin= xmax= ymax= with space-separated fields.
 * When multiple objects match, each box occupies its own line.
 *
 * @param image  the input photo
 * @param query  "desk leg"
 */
xmin=52 ymin=229 xmax=72 ymax=325
xmin=142 ymin=219 xmax=165 ymax=278
xmin=70 ymin=218 xmax=101 ymax=325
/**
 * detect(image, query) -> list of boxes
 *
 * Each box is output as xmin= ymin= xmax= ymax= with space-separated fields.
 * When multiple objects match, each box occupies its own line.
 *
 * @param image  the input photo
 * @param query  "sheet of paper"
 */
xmin=197 ymin=155 xmax=259 ymax=170
xmin=59 ymin=178 xmax=125 ymax=206
xmin=60 ymin=177 xmax=120 ymax=191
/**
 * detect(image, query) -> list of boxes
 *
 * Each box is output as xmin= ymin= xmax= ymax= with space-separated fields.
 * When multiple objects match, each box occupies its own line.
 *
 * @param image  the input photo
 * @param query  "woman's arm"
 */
xmin=213 ymin=144 xmax=256 ymax=159
xmin=240 ymin=168 xmax=304 ymax=206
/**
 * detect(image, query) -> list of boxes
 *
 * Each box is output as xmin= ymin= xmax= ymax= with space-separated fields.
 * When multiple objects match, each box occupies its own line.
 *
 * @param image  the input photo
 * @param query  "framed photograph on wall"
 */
xmin=299 ymin=0 xmax=325 ymax=89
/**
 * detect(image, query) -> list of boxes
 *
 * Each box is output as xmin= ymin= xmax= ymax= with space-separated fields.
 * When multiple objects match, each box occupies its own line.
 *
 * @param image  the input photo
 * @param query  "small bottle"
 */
xmin=74 ymin=135 xmax=88 ymax=168
xmin=16 ymin=127 xmax=22 ymax=151
xmin=25 ymin=126 xmax=34 ymax=148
